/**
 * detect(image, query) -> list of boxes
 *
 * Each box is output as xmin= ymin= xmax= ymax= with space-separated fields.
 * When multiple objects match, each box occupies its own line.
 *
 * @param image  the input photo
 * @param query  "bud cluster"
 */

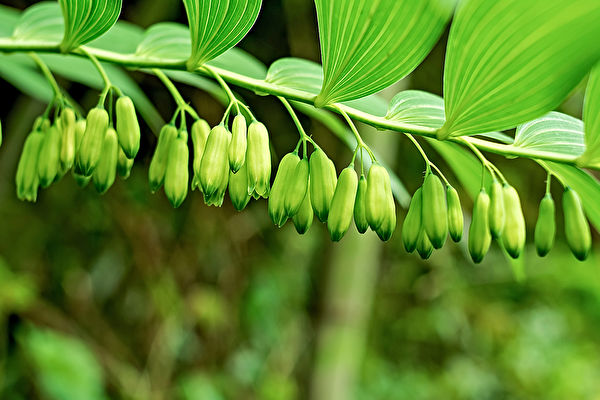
xmin=402 ymin=173 xmax=463 ymax=260
xmin=16 ymin=96 xmax=140 ymax=201
xmin=149 ymin=112 xmax=272 ymax=210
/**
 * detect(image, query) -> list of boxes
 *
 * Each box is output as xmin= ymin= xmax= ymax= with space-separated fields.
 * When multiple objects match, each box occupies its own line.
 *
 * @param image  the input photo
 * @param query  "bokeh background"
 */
xmin=1 ymin=1 xmax=600 ymax=399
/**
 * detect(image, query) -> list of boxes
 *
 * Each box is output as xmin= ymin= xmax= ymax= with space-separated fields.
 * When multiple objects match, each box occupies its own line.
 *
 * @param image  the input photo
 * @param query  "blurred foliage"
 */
xmin=0 ymin=1 xmax=599 ymax=399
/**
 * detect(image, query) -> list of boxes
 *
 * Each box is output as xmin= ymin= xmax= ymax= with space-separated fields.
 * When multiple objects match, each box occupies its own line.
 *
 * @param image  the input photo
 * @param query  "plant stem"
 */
xmin=278 ymin=97 xmax=315 ymax=154
xmin=0 ymin=40 xmax=587 ymax=168
xmin=81 ymin=47 xmax=112 ymax=88
xmin=28 ymin=53 xmax=62 ymax=98
xmin=202 ymin=65 xmax=240 ymax=113
xmin=336 ymin=106 xmax=376 ymax=162
xmin=153 ymin=69 xmax=200 ymax=120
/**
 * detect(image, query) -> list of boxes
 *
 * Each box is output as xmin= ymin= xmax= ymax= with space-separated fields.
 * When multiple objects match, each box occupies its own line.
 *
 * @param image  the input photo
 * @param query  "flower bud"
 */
xmin=376 ymin=190 xmax=396 ymax=242
xmin=563 ymin=187 xmax=591 ymax=261
xmin=501 ymin=184 xmax=526 ymax=259
xmin=422 ymin=173 xmax=447 ymax=249
xmin=149 ymin=125 xmax=178 ymax=192
xmin=115 ymin=96 xmax=140 ymax=158
xmin=293 ymin=187 xmax=314 ymax=235
xmin=16 ymin=130 xmax=44 ymax=202
xmin=284 ymin=157 xmax=309 ymax=217
xmin=37 ymin=124 xmax=62 ymax=188
xmin=117 ymin=147 xmax=134 ymax=179
xmin=354 ymin=174 xmax=369 ymax=234
xmin=446 ymin=185 xmax=463 ymax=242
xmin=228 ymin=114 xmax=247 ymax=173
xmin=416 ymin=229 xmax=433 ymax=260
xmin=269 ymin=153 xmax=300 ymax=227
xmin=489 ymin=180 xmax=505 ymax=238
xmin=469 ymin=190 xmax=492 ymax=263
xmin=200 ymin=125 xmax=231 ymax=199
xmin=327 ymin=167 xmax=359 ymax=241
xmin=246 ymin=121 xmax=271 ymax=198
xmin=76 ymin=108 xmax=109 ymax=176
xmin=72 ymin=171 xmax=91 ymax=188
xmin=534 ymin=194 xmax=555 ymax=257
xmin=366 ymin=164 xmax=392 ymax=230
xmin=191 ymin=119 xmax=211 ymax=180
xmin=164 ymin=134 xmax=189 ymax=208
xmin=402 ymin=187 xmax=423 ymax=253
xmin=59 ymin=108 xmax=76 ymax=171
xmin=74 ymin=119 xmax=86 ymax=151
xmin=229 ymin=162 xmax=252 ymax=211
xmin=309 ymin=148 xmax=337 ymax=222
xmin=92 ymin=128 xmax=118 ymax=194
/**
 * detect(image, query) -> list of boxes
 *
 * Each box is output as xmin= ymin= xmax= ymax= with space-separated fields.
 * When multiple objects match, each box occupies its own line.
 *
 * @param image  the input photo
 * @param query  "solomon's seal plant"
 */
xmin=1 ymin=0 xmax=600 ymax=263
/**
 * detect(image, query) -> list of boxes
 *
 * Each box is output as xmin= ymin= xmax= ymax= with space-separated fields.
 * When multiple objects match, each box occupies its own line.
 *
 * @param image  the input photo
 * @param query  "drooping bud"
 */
xmin=229 ymin=162 xmax=252 ymax=211
xmin=228 ymin=114 xmax=247 ymax=173
xmin=293 ymin=187 xmax=314 ymax=235
xmin=375 ymin=190 xmax=396 ymax=242
xmin=191 ymin=118 xmax=211 ymax=181
xmin=92 ymin=128 xmax=118 ymax=194
xmin=164 ymin=134 xmax=189 ymax=208
xmin=534 ymin=194 xmax=555 ymax=257
xmin=446 ymin=185 xmax=463 ymax=242
xmin=149 ymin=124 xmax=178 ymax=192
xmin=366 ymin=164 xmax=392 ymax=230
xmin=115 ymin=96 xmax=140 ymax=158
xmin=117 ymin=147 xmax=134 ymax=179
xmin=402 ymin=187 xmax=423 ymax=253
xmin=246 ymin=121 xmax=271 ymax=198
xmin=354 ymin=174 xmax=369 ymax=234
xmin=199 ymin=125 xmax=231 ymax=199
xmin=59 ymin=108 xmax=76 ymax=171
xmin=501 ymin=184 xmax=526 ymax=259
xmin=489 ymin=179 xmax=505 ymax=238
xmin=309 ymin=148 xmax=337 ymax=222
xmin=422 ymin=173 xmax=447 ymax=249
xmin=268 ymin=152 xmax=300 ymax=227
xmin=74 ymin=119 xmax=86 ymax=151
xmin=37 ymin=124 xmax=62 ymax=188
xmin=563 ymin=187 xmax=591 ymax=261
xmin=469 ymin=189 xmax=492 ymax=264
xmin=72 ymin=171 xmax=91 ymax=188
xmin=416 ymin=229 xmax=433 ymax=260
xmin=76 ymin=108 xmax=109 ymax=176
xmin=284 ymin=157 xmax=309 ymax=217
xmin=16 ymin=130 xmax=44 ymax=202
xmin=327 ymin=167 xmax=359 ymax=241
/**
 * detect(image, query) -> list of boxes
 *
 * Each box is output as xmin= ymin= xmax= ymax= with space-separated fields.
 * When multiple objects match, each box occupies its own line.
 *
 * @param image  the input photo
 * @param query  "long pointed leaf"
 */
xmin=183 ymin=0 xmax=262 ymax=70
xmin=440 ymin=0 xmax=600 ymax=138
xmin=314 ymin=0 xmax=454 ymax=107
xmin=578 ymin=64 xmax=600 ymax=168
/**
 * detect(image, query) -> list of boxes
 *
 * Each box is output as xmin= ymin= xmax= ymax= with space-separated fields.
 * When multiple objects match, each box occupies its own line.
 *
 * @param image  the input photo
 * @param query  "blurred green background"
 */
xmin=1 ymin=1 xmax=600 ymax=399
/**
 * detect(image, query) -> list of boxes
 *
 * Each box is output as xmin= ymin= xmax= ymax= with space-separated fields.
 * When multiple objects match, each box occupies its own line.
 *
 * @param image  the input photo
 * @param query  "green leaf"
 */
xmin=440 ymin=0 xmax=600 ymax=138
xmin=313 ymin=0 xmax=454 ymax=107
xmin=578 ymin=64 xmax=600 ymax=168
xmin=183 ymin=0 xmax=262 ymax=70
xmin=58 ymin=0 xmax=123 ymax=52
xmin=208 ymin=48 xmax=267 ymax=80
xmin=135 ymin=22 xmax=190 ymax=62
xmin=266 ymin=58 xmax=322 ymax=95
xmin=513 ymin=112 xmax=585 ymax=158
xmin=0 ymin=4 xmax=19 ymax=35
xmin=19 ymin=326 xmax=107 ymax=400
xmin=385 ymin=91 xmax=445 ymax=129
xmin=87 ymin=21 xmax=143 ymax=54
xmin=12 ymin=2 xmax=63 ymax=43
xmin=265 ymin=57 xmax=387 ymax=116
xmin=545 ymin=161 xmax=600 ymax=233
